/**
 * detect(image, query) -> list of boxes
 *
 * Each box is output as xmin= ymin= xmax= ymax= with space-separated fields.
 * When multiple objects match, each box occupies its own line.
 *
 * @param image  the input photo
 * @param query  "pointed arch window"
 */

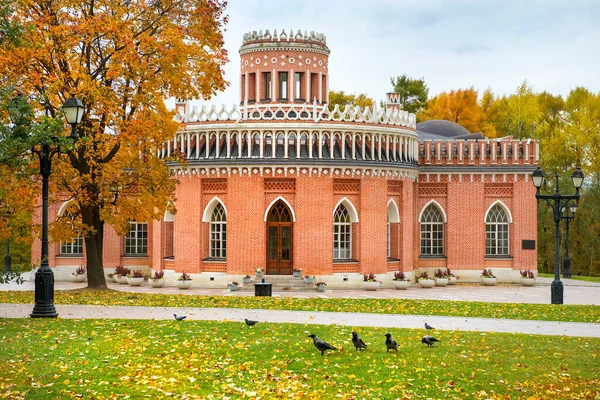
xmin=333 ymin=204 xmax=351 ymax=259
xmin=387 ymin=214 xmax=391 ymax=258
xmin=210 ymin=204 xmax=227 ymax=258
xmin=486 ymin=204 xmax=509 ymax=256
xmin=420 ymin=204 xmax=444 ymax=256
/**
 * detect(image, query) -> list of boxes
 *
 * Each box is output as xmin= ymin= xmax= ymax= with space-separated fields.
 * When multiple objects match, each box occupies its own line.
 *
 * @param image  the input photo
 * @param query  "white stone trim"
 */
xmin=387 ymin=198 xmax=400 ymax=223
xmin=202 ymin=197 xmax=228 ymax=223
xmin=264 ymin=195 xmax=296 ymax=222
xmin=419 ymin=199 xmax=447 ymax=223
xmin=484 ymin=200 xmax=513 ymax=224
xmin=333 ymin=197 xmax=359 ymax=223
xmin=57 ymin=200 xmax=73 ymax=218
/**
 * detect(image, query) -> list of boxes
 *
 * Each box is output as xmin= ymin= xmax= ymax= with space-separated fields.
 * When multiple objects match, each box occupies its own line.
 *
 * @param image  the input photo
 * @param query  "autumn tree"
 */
xmin=0 ymin=0 xmax=228 ymax=288
xmin=418 ymin=87 xmax=496 ymax=136
xmin=328 ymin=90 xmax=374 ymax=111
xmin=388 ymin=74 xmax=429 ymax=115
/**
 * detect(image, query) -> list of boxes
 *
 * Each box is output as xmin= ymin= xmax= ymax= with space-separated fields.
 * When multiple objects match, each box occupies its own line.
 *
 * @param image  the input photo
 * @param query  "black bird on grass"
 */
xmin=174 ymin=314 xmax=186 ymax=321
xmin=384 ymin=333 xmax=399 ymax=352
xmin=422 ymin=335 xmax=441 ymax=346
xmin=244 ymin=318 xmax=258 ymax=326
xmin=351 ymin=331 xmax=367 ymax=351
xmin=308 ymin=334 xmax=337 ymax=355
xmin=424 ymin=323 xmax=435 ymax=330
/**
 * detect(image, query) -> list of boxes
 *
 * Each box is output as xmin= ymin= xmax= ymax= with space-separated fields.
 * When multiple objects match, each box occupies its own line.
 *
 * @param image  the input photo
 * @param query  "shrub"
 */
xmin=418 ymin=271 xmax=430 ymax=281
xmin=363 ymin=273 xmax=377 ymax=282
xmin=178 ymin=272 xmax=192 ymax=281
xmin=152 ymin=270 xmax=165 ymax=280
xmin=444 ymin=268 xmax=454 ymax=277
xmin=74 ymin=266 xmax=86 ymax=275
xmin=129 ymin=269 xmax=144 ymax=278
xmin=481 ymin=269 xmax=496 ymax=278
xmin=393 ymin=272 xmax=407 ymax=281
xmin=520 ymin=270 xmax=535 ymax=279
xmin=114 ymin=266 xmax=130 ymax=276
xmin=315 ymin=282 xmax=327 ymax=286
xmin=434 ymin=268 xmax=446 ymax=279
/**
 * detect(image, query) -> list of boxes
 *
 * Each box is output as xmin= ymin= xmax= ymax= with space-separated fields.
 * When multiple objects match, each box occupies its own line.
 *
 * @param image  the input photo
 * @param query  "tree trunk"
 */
xmin=81 ymin=203 xmax=107 ymax=289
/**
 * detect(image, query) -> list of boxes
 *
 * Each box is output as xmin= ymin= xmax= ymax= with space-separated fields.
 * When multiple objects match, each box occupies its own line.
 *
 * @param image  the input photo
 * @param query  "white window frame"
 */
xmin=125 ymin=222 xmax=148 ymax=255
xmin=333 ymin=204 xmax=352 ymax=260
xmin=60 ymin=236 xmax=83 ymax=255
xmin=486 ymin=204 xmax=510 ymax=256
xmin=210 ymin=204 xmax=227 ymax=258
xmin=420 ymin=204 xmax=444 ymax=256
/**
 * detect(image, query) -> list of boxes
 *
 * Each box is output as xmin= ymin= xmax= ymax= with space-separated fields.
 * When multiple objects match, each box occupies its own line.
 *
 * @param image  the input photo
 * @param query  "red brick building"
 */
xmin=38 ymin=29 xmax=539 ymax=284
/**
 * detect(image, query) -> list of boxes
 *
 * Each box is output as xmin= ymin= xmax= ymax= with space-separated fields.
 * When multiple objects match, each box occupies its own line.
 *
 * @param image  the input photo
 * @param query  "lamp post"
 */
xmin=8 ymin=94 xmax=84 ymax=318
xmin=561 ymin=203 xmax=577 ymax=279
xmin=531 ymin=166 xmax=584 ymax=304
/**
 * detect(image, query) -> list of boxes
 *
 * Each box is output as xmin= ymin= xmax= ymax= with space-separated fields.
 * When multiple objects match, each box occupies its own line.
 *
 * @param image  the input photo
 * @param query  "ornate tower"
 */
xmin=239 ymin=29 xmax=330 ymax=105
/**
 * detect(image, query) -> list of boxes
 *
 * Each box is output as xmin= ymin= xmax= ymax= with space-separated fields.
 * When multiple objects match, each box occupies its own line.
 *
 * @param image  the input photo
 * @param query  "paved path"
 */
xmin=1 ymin=303 xmax=598 ymax=338
xmin=2 ymin=277 xmax=600 ymax=305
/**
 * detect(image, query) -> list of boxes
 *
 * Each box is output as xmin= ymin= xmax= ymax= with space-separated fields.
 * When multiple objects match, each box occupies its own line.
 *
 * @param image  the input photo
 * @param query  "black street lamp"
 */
xmin=8 ymin=94 xmax=84 ymax=318
xmin=531 ymin=166 xmax=584 ymax=304
xmin=561 ymin=203 xmax=577 ymax=279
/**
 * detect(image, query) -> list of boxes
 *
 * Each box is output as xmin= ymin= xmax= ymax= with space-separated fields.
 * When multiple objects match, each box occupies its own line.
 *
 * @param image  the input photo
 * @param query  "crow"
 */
xmin=424 ymin=323 xmax=435 ymax=330
xmin=384 ymin=333 xmax=399 ymax=352
xmin=308 ymin=334 xmax=337 ymax=355
xmin=351 ymin=331 xmax=367 ymax=351
xmin=422 ymin=335 xmax=441 ymax=346
xmin=244 ymin=318 xmax=258 ymax=326
xmin=174 ymin=314 xmax=186 ymax=321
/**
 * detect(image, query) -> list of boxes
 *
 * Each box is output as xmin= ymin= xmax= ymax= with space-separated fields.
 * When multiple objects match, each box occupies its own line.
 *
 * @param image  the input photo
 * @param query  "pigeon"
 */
xmin=245 ymin=318 xmax=258 ymax=326
xmin=308 ymin=334 xmax=337 ymax=355
xmin=384 ymin=333 xmax=399 ymax=352
xmin=422 ymin=335 xmax=441 ymax=346
xmin=424 ymin=323 xmax=435 ymax=330
xmin=351 ymin=331 xmax=367 ymax=351
xmin=174 ymin=314 xmax=186 ymax=321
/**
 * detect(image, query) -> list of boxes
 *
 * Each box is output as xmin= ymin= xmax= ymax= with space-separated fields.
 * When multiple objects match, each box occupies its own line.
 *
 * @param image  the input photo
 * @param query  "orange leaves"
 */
xmin=1 ymin=1 xmax=229 ymax=281
xmin=418 ymin=87 xmax=496 ymax=137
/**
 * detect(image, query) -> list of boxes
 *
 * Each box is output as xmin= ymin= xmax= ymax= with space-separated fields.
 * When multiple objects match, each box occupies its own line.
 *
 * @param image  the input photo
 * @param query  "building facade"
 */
xmin=37 ymin=29 xmax=539 ymax=283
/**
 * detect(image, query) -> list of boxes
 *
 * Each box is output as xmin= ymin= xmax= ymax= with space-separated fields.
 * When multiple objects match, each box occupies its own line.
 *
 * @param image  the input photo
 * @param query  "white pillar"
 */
xmin=318 ymin=72 xmax=323 ymax=103
xmin=289 ymin=69 xmax=294 ymax=102
xmin=306 ymin=70 xmax=311 ymax=103
xmin=244 ymin=71 xmax=249 ymax=104
xmin=272 ymin=69 xmax=277 ymax=100
xmin=256 ymin=72 xmax=261 ymax=103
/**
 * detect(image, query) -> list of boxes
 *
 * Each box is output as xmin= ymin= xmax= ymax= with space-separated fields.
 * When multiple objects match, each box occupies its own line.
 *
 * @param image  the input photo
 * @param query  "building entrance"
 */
xmin=266 ymin=201 xmax=293 ymax=274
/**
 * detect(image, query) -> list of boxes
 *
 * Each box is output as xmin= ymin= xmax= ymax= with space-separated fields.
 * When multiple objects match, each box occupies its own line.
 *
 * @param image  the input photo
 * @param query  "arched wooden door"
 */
xmin=266 ymin=201 xmax=293 ymax=275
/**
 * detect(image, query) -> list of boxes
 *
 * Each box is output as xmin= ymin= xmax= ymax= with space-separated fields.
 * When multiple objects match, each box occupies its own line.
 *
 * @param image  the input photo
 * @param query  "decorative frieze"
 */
xmin=485 ymin=183 xmax=513 ymax=198
xmin=333 ymin=179 xmax=360 ymax=194
xmin=264 ymin=178 xmax=296 ymax=193
xmin=387 ymin=181 xmax=403 ymax=194
xmin=202 ymin=178 xmax=227 ymax=193
xmin=418 ymin=184 xmax=448 ymax=198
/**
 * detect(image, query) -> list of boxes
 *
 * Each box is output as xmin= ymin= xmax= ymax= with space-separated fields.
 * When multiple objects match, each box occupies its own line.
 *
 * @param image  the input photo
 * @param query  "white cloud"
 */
xmin=195 ymin=0 xmax=600 ymax=108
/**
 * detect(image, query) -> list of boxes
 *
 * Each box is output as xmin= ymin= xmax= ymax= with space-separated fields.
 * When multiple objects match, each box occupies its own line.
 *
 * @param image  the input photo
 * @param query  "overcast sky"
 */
xmin=196 ymin=0 xmax=600 ymax=107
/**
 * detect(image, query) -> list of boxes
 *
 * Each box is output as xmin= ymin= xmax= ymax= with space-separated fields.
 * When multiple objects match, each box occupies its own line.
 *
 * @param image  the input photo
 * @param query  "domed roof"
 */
xmin=416 ymin=120 xmax=472 ymax=138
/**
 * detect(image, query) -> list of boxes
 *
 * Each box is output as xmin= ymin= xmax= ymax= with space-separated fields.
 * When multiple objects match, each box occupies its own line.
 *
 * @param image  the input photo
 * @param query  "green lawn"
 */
xmin=0 ymin=319 xmax=598 ymax=399
xmin=538 ymin=273 xmax=600 ymax=283
xmin=1 ymin=289 xmax=599 ymax=323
